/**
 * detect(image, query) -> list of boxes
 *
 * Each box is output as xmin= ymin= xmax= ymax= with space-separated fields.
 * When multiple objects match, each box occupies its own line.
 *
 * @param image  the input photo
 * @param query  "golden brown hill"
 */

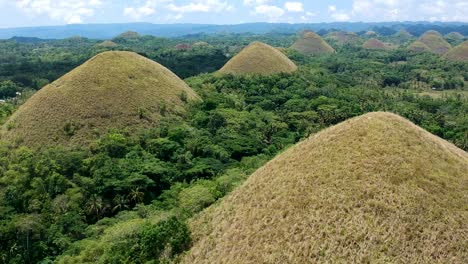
xmin=362 ymin=38 xmax=388 ymax=50
xmin=364 ymin=30 xmax=377 ymax=36
xmin=444 ymin=41 xmax=468 ymax=62
xmin=97 ymin=40 xmax=118 ymax=48
xmin=325 ymin=31 xmax=361 ymax=45
xmin=419 ymin=30 xmax=452 ymax=54
xmin=183 ymin=112 xmax=468 ymax=264
xmin=407 ymin=40 xmax=431 ymax=52
xmin=291 ymin=31 xmax=335 ymax=55
xmin=115 ymin=31 xmax=141 ymax=39
xmin=219 ymin=41 xmax=297 ymax=75
xmin=446 ymin=32 xmax=465 ymax=40
xmin=1 ymin=51 xmax=200 ymax=147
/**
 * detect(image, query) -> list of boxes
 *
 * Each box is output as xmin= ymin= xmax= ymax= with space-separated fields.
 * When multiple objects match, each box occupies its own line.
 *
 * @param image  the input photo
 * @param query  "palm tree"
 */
xmin=87 ymin=194 xmax=104 ymax=219
xmin=112 ymin=194 xmax=129 ymax=212
xmin=128 ymin=188 xmax=144 ymax=205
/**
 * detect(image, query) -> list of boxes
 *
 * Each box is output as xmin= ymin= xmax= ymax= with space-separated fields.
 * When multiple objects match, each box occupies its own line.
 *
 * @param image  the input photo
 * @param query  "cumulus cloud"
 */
xmin=328 ymin=4 xmax=350 ymax=21
xmin=254 ymin=4 xmax=285 ymax=18
xmin=16 ymin=0 xmax=104 ymax=24
xmin=351 ymin=0 xmax=468 ymax=22
xmin=284 ymin=1 xmax=304 ymax=12
xmin=124 ymin=0 xmax=232 ymax=20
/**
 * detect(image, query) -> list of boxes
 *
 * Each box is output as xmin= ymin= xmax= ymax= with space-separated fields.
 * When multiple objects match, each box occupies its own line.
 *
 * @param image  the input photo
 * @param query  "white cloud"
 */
xmin=328 ymin=5 xmax=336 ymax=12
xmin=284 ymin=1 xmax=303 ymax=12
xmin=254 ymin=4 xmax=285 ymax=19
xmin=124 ymin=1 xmax=158 ymax=19
xmin=16 ymin=0 xmax=104 ymax=24
xmin=243 ymin=0 xmax=269 ymax=6
xmin=167 ymin=0 xmax=232 ymax=13
xmin=350 ymin=0 xmax=468 ymax=22
xmin=328 ymin=4 xmax=350 ymax=21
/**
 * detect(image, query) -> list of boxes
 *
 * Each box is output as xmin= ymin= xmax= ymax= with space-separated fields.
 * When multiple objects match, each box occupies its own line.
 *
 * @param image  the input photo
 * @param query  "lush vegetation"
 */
xmin=0 ymin=31 xmax=467 ymax=263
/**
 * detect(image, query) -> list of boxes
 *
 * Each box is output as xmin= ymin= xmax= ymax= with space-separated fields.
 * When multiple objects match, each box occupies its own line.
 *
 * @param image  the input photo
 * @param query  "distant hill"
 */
xmin=219 ymin=41 xmax=297 ymax=76
xmin=325 ymin=31 xmax=361 ymax=45
xmin=444 ymin=41 xmax=468 ymax=62
xmin=291 ymin=31 xmax=335 ymax=55
xmin=1 ymin=51 xmax=200 ymax=147
xmin=183 ymin=112 xmax=468 ymax=263
xmin=362 ymin=38 xmax=389 ymax=50
xmin=0 ymin=22 xmax=467 ymax=39
xmin=407 ymin=40 xmax=431 ymax=52
xmin=418 ymin=30 xmax=452 ymax=54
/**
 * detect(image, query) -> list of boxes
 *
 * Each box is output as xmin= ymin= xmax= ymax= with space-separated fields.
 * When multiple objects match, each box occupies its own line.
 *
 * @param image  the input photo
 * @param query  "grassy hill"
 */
xmin=362 ymin=38 xmax=388 ymax=50
xmin=115 ymin=31 xmax=141 ymax=39
xmin=96 ymin=40 xmax=118 ymax=48
xmin=291 ymin=31 xmax=335 ymax=55
xmin=183 ymin=112 xmax=468 ymax=263
xmin=444 ymin=41 xmax=468 ymax=62
xmin=1 ymin=51 xmax=200 ymax=147
xmin=446 ymin=32 xmax=465 ymax=40
xmin=219 ymin=41 xmax=297 ymax=75
xmin=325 ymin=31 xmax=361 ymax=45
xmin=407 ymin=40 xmax=431 ymax=52
xmin=419 ymin=30 xmax=452 ymax=54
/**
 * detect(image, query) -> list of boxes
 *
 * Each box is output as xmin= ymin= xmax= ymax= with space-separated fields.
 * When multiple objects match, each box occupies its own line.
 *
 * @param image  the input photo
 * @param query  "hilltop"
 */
xmin=362 ymin=38 xmax=388 ymax=50
xmin=325 ymin=31 xmax=361 ymax=45
xmin=446 ymin=32 xmax=465 ymax=40
xmin=407 ymin=40 xmax=430 ymax=52
xmin=114 ymin=31 xmax=141 ymax=40
xmin=1 ymin=51 xmax=200 ymax=147
xmin=418 ymin=30 xmax=452 ymax=54
xmin=291 ymin=31 xmax=335 ymax=55
xmin=444 ymin=41 xmax=468 ymax=62
xmin=219 ymin=41 xmax=297 ymax=75
xmin=97 ymin=40 xmax=118 ymax=48
xmin=183 ymin=112 xmax=468 ymax=263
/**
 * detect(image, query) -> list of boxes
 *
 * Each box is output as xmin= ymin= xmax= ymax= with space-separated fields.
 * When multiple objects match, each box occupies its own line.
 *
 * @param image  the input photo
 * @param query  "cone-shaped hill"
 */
xmin=419 ymin=30 xmax=452 ymax=54
xmin=219 ymin=41 xmax=297 ymax=76
xmin=183 ymin=112 xmax=468 ymax=263
xmin=446 ymin=32 xmax=465 ymax=41
xmin=444 ymin=41 xmax=468 ymax=62
xmin=1 ymin=51 xmax=200 ymax=147
xmin=407 ymin=40 xmax=430 ymax=52
xmin=115 ymin=31 xmax=141 ymax=39
xmin=362 ymin=38 xmax=388 ymax=50
xmin=96 ymin=40 xmax=118 ymax=48
xmin=325 ymin=31 xmax=361 ymax=45
xmin=291 ymin=31 xmax=335 ymax=55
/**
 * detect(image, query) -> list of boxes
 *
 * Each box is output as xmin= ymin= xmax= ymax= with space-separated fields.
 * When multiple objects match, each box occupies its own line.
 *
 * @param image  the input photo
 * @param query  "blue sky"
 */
xmin=0 ymin=0 xmax=467 ymax=28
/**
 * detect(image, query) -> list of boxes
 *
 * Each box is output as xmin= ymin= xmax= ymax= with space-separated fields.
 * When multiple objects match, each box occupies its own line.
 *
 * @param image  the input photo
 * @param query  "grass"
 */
xmin=97 ymin=40 xmax=118 ymax=48
xmin=183 ymin=112 xmax=468 ymax=264
xmin=362 ymin=38 xmax=389 ymax=50
xmin=325 ymin=31 xmax=361 ymax=45
xmin=291 ymin=31 xmax=335 ymax=55
xmin=419 ymin=30 xmax=452 ymax=54
xmin=1 ymin=51 xmax=200 ymax=148
xmin=446 ymin=32 xmax=465 ymax=40
xmin=408 ymin=41 xmax=430 ymax=52
xmin=444 ymin=41 xmax=468 ymax=62
xmin=219 ymin=41 xmax=297 ymax=76
xmin=115 ymin=31 xmax=141 ymax=39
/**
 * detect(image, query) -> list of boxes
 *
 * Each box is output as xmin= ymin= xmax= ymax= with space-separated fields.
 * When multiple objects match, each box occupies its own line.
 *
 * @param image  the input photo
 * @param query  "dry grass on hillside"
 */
xmin=1 ymin=51 xmax=200 ymax=148
xmin=446 ymin=32 xmax=465 ymax=40
xmin=408 ymin=40 xmax=431 ymax=52
xmin=444 ymin=41 xmax=468 ymax=62
xmin=183 ymin=112 xmax=468 ymax=264
xmin=325 ymin=31 xmax=361 ymax=45
xmin=362 ymin=38 xmax=389 ymax=50
xmin=291 ymin=31 xmax=335 ymax=55
xmin=219 ymin=41 xmax=297 ymax=76
xmin=419 ymin=31 xmax=452 ymax=54
xmin=97 ymin=40 xmax=118 ymax=48
xmin=115 ymin=31 xmax=141 ymax=39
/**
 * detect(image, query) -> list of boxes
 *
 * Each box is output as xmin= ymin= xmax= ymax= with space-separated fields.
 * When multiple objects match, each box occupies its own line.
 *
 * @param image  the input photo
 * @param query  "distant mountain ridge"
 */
xmin=0 ymin=22 xmax=467 ymax=39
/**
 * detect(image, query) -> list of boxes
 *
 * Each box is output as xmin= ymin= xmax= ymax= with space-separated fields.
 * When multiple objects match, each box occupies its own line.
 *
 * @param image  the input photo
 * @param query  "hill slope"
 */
xmin=325 ymin=31 xmax=361 ymax=45
xmin=407 ymin=40 xmax=431 ymax=52
xmin=1 ymin=51 xmax=200 ymax=147
xmin=444 ymin=41 xmax=468 ymax=62
xmin=291 ymin=31 xmax=335 ymax=55
xmin=219 ymin=41 xmax=297 ymax=75
xmin=362 ymin=38 xmax=388 ymax=50
xmin=419 ymin=30 xmax=452 ymax=54
xmin=183 ymin=112 xmax=468 ymax=264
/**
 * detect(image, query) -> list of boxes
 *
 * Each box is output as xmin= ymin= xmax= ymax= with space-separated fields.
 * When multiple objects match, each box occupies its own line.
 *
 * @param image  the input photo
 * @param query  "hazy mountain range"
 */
xmin=0 ymin=22 xmax=467 ymax=39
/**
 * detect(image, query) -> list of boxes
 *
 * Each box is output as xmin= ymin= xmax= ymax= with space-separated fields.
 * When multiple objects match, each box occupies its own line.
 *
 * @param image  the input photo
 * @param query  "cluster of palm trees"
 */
xmin=86 ymin=188 xmax=144 ymax=220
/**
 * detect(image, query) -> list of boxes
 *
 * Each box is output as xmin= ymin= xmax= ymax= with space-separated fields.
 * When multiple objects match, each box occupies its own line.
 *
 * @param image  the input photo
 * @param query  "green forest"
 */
xmin=0 ymin=30 xmax=467 ymax=263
